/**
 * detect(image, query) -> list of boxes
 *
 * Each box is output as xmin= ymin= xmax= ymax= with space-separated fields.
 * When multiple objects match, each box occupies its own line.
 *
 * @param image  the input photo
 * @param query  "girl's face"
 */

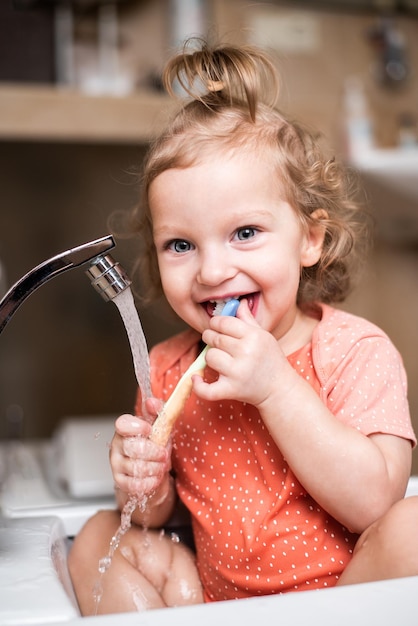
xmin=149 ymin=154 xmax=324 ymax=343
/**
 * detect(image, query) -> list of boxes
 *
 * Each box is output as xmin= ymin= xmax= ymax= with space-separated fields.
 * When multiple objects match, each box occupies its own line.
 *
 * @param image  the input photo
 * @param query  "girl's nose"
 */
xmin=197 ymin=248 xmax=236 ymax=286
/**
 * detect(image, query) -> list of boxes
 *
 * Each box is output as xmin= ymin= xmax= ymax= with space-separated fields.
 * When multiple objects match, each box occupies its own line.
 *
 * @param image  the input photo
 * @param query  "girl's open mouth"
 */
xmin=204 ymin=293 xmax=257 ymax=317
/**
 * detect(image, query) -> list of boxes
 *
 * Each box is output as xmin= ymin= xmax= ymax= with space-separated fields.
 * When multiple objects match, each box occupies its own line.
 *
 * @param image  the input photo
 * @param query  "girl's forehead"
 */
xmin=149 ymin=156 xmax=295 ymax=229
xmin=148 ymin=153 xmax=292 ymax=223
xmin=149 ymin=157 xmax=281 ymax=207
xmin=154 ymin=148 xmax=276 ymax=183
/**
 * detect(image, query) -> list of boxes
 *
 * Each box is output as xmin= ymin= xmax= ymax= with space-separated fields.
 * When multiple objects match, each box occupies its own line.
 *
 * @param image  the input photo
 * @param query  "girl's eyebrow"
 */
xmin=233 ymin=209 xmax=275 ymax=221
xmin=152 ymin=224 xmax=186 ymax=238
xmin=223 ymin=208 xmax=277 ymax=228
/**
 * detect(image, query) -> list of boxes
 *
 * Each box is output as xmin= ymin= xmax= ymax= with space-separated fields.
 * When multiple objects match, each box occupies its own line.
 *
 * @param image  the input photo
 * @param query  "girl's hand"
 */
xmin=110 ymin=401 xmax=171 ymax=499
xmin=193 ymin=299 xmax=287 ymax=407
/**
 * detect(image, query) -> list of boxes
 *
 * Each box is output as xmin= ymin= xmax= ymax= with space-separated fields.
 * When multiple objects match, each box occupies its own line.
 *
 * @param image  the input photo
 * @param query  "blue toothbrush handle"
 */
xmin=222 ymin=298 xmax=240 ymax=317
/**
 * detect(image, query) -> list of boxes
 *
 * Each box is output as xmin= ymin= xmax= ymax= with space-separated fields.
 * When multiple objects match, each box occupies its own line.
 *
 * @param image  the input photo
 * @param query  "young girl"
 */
xmin=69 ymin=40 xmax=418 ymax=615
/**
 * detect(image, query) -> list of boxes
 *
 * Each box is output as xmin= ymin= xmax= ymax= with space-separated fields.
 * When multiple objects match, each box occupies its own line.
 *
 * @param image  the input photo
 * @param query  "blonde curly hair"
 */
xmin=125 ymin=39 xmax=370 ymax=307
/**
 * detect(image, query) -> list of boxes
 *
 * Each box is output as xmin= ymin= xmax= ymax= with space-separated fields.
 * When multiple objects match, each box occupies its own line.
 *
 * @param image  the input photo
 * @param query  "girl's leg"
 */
xmin=68 ymin=509 xmax=203 ymax=615
xmin=337 ymin=496 xmax=418 ymax=586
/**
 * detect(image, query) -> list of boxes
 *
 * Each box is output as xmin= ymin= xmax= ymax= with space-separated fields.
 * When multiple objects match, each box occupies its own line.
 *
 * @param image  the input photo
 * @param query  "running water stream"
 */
xmin=93 ymin=287 xmax=153 ymax=611
xmin=113 ymin=288 xmax=152 ymax=415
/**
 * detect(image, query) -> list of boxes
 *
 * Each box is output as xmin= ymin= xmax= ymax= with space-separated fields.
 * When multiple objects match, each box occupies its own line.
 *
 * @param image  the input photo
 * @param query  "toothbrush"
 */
xmin=150 ymin=299 xmax=240 ymax=445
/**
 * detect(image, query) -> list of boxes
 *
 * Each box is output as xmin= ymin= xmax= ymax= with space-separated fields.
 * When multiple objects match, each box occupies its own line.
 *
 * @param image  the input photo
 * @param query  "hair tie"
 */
xmin=206 ymin=79 xmax=224 ymax=92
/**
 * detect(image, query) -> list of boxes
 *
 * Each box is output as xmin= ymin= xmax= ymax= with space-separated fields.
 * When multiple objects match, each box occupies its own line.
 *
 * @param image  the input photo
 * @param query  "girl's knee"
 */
xmin=356 ymin=496 xmax=418 ymax=567
xmin=338 ymin=496 xmax=418 ymax=585
xmin=375 ymin=496 xmax=418 ymax=541
xmin=75 ymin=509 xmax=121 ymax=541
xmin=68 ymin=510 xmax=120 ymax=572
xmin=160 ymin=536 xmax=203 ymax=606
xmin=69 ymin=512 xmax=203 ymax=612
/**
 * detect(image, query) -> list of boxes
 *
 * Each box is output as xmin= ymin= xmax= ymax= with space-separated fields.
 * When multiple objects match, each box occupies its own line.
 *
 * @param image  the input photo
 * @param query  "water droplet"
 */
xmin=93 ymin=579 xmax=103 ymax=615
xmin=138 ymin=495 xmax=148 ymax=513
xmin=98 ymin=556 xmax=111 ymax=574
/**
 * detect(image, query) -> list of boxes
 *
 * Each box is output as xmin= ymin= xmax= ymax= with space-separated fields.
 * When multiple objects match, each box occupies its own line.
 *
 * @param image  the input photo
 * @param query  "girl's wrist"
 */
xmin=256 ymin=365 xmax=304 ymax=420
xmin=149 ymin=473 xmax=175 ymax=508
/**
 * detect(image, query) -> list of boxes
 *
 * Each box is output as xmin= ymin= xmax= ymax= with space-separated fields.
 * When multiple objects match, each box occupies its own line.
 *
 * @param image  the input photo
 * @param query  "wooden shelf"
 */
xmin=0 ymin=84 xmax=177 ymax=144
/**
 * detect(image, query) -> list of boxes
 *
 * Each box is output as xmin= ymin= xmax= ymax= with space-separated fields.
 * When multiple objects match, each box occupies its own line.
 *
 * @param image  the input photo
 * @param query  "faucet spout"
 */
xmin=85 ymin=254 xmax=131 ymax=302
xmin=0 ymin=235 xmax=115 ymax=334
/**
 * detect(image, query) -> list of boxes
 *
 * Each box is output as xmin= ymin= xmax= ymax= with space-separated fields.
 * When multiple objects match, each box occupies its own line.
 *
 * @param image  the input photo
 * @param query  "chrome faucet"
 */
xmin=0 ymin=234 xmax=131 ymax=334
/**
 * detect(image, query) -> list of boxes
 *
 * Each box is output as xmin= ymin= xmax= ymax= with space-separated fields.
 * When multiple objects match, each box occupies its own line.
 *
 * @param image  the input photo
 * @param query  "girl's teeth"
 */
xmin=212 ymin=299 xmax=230 ymax=316
xmin=211 ymin=297 xmax=240 ymax=316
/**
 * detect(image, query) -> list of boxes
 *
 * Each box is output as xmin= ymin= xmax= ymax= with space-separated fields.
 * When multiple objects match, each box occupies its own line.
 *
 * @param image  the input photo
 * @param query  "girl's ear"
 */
xmin=300 ymin=209 xmax=328 ymax=268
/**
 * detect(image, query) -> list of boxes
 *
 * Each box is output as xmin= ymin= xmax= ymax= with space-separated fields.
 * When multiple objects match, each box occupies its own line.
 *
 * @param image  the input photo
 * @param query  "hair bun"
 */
xmin=206 ymin=79 xmax=224 ymax=92
xmin=163 ymin=38 xmax=279 ymax=121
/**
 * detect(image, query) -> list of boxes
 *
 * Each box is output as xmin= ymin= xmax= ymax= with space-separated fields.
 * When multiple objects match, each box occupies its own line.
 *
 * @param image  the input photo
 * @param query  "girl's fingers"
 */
xmin=110 ymin=410 xmax=171 ymax=498
xmin=192 ymin=374 xmax=232 ymax=402
xmin=114 ymin=472 xmax=161 ymax=496
xmin=235 ymin=297 xmax=260 ymax=326
xmin=115 ymin=414 xmax=151 ymax=437
xmin=203 ymin=302 xmax=260 ymax=348
xmin=119 ymin=456 xmax=165 ymax=481
xmin=145 ymin=397 xmax=164 ymax=416
xmin=122 ymin=435 xmax=168 ymax=461
xmin=207 ymin=315 xmax=245 ymax=339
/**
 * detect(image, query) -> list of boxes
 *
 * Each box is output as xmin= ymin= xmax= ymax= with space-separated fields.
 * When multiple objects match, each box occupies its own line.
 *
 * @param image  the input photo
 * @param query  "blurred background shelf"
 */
xmin=0 ymin=85 xmax=176 ymax=143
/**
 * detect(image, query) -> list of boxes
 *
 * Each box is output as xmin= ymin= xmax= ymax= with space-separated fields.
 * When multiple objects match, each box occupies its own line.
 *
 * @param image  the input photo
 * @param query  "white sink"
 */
xmin=0 ymin=515 xmax=79 ymax=624
xmin=351 ymin=148 xmax=418 ymax=243
xmin=1 ymin=431 xmax=418 ymax=626
xmin=352 ymin=148 xmax=418 ymax=201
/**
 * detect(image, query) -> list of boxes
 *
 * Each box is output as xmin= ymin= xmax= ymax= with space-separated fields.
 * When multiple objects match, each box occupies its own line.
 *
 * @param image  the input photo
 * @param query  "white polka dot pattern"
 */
xmin=313 ymin=305 xmax=414 ymax=442
xmin=144 ymin=304 xmax=415 ymax=602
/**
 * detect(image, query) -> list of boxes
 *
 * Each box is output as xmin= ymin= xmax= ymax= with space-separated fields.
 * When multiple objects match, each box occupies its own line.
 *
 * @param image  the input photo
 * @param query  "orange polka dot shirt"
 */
xmin=141 ymin=304 xmax=415 ymax=602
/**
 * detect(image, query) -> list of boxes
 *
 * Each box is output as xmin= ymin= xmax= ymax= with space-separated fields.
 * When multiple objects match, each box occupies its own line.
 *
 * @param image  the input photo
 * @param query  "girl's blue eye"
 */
xmin=236 ymin=227 xmax=257 ymax=241
xmin=168 ymin=239 xmax=192 ymax=253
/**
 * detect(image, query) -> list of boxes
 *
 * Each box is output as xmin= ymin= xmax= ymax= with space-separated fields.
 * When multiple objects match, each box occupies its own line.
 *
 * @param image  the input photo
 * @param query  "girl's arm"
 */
xmin=256 ymin=365 xmax=411 ymax=534
xmin=195 ymin=302 xmax=412 ymax=534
